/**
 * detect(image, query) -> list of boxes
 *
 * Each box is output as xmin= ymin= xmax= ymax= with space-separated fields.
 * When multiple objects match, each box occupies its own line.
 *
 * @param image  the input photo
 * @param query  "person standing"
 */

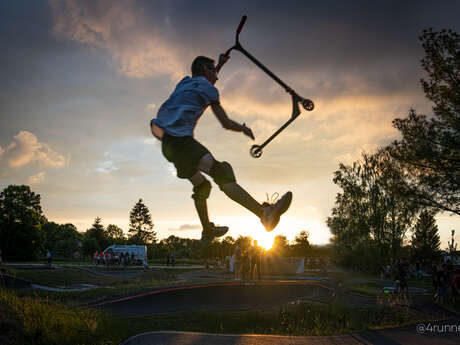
xmin=251 ymin=240 xmax=262 ymax=280
xmin=436 ymin=263 xmax=449 ymax=304
xmin=171 ymin=253 xmax=176 ymax=267
xmin=46 ymin=250 xmax=52 ymax=268
xmin=120 ymin=252 xmax=125 ymax=267
xmin=451 ymin=268 xmax=460 ymax=304
xmin=233 ymin=244 xmax=242 ymax=280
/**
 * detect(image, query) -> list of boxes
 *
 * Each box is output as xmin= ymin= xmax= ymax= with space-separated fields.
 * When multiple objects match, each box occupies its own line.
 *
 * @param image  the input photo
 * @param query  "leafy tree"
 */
xmin=390 ymin=29 xmax=460 ymax=215
xmin=293 ymin=231 xmax=310 ymax=257
xmin=411 ymin=210 xmax=441 ymax=262
xmin=42 ymin=222 xmax=82 ymax=257
xmin=328 ymin=150 xmax=419 ymax=271
xmin=163 ymin=235 xmax=180 ymax=251
xmin=128 ymin=199 xmax=157 ymax=244
xmin=0 ymin=185 xmax=46 ymax=260
xmin=82 ymin=234 xmax=99 ymax=256
xmin=235 ymin=235 xmax=253 ymax=252
xmin=106 ymin=224 xmax=125 ymax=243
xmin=85 ymin=217 xmax=109 ymax=251
xmin=200 ymin=238 xmax=220 ymax=263
xmin=220 ymin=236 xmax=236 ymax=258
xmin=272 ymin=235 xmax=290 ymax=257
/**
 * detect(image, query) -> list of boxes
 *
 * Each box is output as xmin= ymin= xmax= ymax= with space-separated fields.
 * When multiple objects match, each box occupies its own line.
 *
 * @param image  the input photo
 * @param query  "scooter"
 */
xmin=224 ymin=16 xmax=315 ymax=158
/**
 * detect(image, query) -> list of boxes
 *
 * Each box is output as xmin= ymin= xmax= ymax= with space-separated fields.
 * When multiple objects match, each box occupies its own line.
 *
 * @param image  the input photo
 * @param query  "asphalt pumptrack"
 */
xmin=88 ymin=278 xmax=458 ymax=345
xmin=2 ymin=269 xmax=459 ymax=344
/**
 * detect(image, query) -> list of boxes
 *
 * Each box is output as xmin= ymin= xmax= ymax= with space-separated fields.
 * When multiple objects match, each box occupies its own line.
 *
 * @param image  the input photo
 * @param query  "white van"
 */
xmin=103 ymin=245 xmax=148 ymax=266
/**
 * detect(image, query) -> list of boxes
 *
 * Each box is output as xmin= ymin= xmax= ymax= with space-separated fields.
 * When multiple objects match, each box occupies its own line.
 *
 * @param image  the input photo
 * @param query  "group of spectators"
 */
xmin=432 ymin=261 xmax=460 ymax=304
xmin=93 ymin=250 xmax=136 ymax=266
xmin=381 ymin=258 xmax=460 ymax=304
xmin=229 ymin=240 xmax=263 ymax=281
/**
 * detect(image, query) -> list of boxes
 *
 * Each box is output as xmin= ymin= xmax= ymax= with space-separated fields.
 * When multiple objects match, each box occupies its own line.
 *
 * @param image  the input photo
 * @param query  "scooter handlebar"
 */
xmin=236 ymin=15 xmax=247 ymax=36
xmin=224 ymin=15 xmax=247 ymax=57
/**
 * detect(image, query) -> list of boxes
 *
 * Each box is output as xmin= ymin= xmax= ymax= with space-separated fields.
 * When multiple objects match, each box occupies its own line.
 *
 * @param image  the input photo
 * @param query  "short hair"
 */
xmin=191 ymin=56 xmax=215 ymax=76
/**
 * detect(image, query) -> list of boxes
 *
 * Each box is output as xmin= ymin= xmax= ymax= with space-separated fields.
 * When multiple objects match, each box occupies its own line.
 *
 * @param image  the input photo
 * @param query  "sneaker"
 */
xmin=200 ymin=222 xmax=229 ymax=243
xmin=261 ymin=191 xmax=292 ymax=231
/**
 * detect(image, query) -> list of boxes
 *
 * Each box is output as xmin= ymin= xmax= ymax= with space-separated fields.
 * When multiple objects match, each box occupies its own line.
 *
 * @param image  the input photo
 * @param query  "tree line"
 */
xmin=0 ymin=187 xmax=158 ymax=260
xmin=0 ymin=184 xmax=313 ymax=261
xmin=327 ymin=29 xmax=458 ymax=271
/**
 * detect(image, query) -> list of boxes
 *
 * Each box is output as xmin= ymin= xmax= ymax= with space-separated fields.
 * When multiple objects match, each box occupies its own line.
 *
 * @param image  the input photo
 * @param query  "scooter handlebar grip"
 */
xmin=236 ymin=15 xmax=247 ymax=35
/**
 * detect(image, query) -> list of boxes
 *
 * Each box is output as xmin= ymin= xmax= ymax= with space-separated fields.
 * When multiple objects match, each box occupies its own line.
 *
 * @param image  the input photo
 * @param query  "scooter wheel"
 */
xmin=302 ymin=99 xmax=314 ymax=111
xmin=250 ymin=145 xmax=263 ymax=158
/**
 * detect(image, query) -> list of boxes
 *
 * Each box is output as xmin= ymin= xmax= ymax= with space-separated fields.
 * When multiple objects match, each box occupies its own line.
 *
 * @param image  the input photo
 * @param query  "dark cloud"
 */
xmin=139 ymin=1 xmax=460 ymax=105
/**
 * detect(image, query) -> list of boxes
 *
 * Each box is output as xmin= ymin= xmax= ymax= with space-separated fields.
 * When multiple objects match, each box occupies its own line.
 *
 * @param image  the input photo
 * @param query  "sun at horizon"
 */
xmin=213 ymin=215 xmax=332 ymax=248
xmin=254 ymin=231 xmax=276 ymax=250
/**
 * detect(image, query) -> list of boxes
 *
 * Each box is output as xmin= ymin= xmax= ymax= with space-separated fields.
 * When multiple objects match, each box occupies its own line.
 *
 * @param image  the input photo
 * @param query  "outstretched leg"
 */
xmin=197 ymin=154 xmax=264 ymax=218
xmin=198 ymin=153 xmax=292 ymax=231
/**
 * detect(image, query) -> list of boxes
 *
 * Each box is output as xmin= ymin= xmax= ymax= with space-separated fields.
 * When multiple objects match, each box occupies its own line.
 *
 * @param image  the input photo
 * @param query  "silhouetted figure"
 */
xmin=451 ymin=268 xmax=460 ymax=304
xmin=251 ymin=240 xmax=262 ymax=280
xmin=436 ymin=263 xmax=449 ymax=304
xmin=150 ymin=55 xmax=292 ymax=243
xmin=233 ymin=245 xmax=242 ymax=280
xmin=46 ymin=250 xmax=52 ymax=268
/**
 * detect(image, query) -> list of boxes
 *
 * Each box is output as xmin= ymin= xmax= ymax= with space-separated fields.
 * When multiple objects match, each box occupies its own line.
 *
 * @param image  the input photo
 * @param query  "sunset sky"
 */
xmin=1 ymin=1 xmax=459 ymax=248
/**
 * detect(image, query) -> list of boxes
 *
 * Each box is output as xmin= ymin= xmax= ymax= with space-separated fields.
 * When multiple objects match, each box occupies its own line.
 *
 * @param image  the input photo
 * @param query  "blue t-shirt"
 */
xmin=151 ymin=76 xmax=219 ymax=137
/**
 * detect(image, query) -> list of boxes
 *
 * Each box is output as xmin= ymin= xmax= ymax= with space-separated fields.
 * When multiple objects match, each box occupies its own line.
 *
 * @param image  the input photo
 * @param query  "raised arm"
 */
xmin=211 ymin=101 xmax=254 ymax=140
xmin=215 ymin=53 xmax=230 ymax=75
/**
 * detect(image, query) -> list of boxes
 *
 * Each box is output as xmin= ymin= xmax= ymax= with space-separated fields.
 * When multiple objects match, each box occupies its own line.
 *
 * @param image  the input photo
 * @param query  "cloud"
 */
xmin=94 ymin=160 xmax=119 ymax=173
xmin=168 ymin=224 xmax=202 ymax=231
xmin=49 ymin=0 xmax=186 ymax=79
xmin=28 ymin=172 xmax=46 ymax=184
xmin=1 ymin=131 xmax=70 ymax=169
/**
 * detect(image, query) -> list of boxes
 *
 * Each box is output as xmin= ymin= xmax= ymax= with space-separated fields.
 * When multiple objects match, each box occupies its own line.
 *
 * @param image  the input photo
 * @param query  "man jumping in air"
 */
xmin=150 ymin=53 xmax=292 ymax=242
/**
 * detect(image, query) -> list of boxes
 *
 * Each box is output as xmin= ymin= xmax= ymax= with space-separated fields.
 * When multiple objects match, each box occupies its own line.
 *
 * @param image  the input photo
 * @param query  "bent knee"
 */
xmin=192 ymin=179 xmax=212 ymax=201
xmin=209 ymin=161 xmax=236 ymax=188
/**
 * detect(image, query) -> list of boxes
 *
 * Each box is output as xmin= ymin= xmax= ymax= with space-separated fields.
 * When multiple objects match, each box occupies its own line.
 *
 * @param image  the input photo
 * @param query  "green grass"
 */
xmin=8 ymin=267 xmax=181 ymax=287
xmin=6 ymin=267 xmax=189 ymax=305
xmin=346 ymin=281 xmax=383 ymax=296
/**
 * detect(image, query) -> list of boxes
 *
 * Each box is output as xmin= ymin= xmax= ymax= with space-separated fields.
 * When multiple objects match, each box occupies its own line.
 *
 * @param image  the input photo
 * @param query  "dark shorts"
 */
xmin=161 ymin=133 xmax=210 ymax=179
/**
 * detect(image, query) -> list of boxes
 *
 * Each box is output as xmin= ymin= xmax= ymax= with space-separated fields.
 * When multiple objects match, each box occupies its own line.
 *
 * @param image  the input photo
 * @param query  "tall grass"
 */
xmin=0 ymin=288 xmax=119 ymax=345
xmin=276 ymin=302 xmax=413 ymax=335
